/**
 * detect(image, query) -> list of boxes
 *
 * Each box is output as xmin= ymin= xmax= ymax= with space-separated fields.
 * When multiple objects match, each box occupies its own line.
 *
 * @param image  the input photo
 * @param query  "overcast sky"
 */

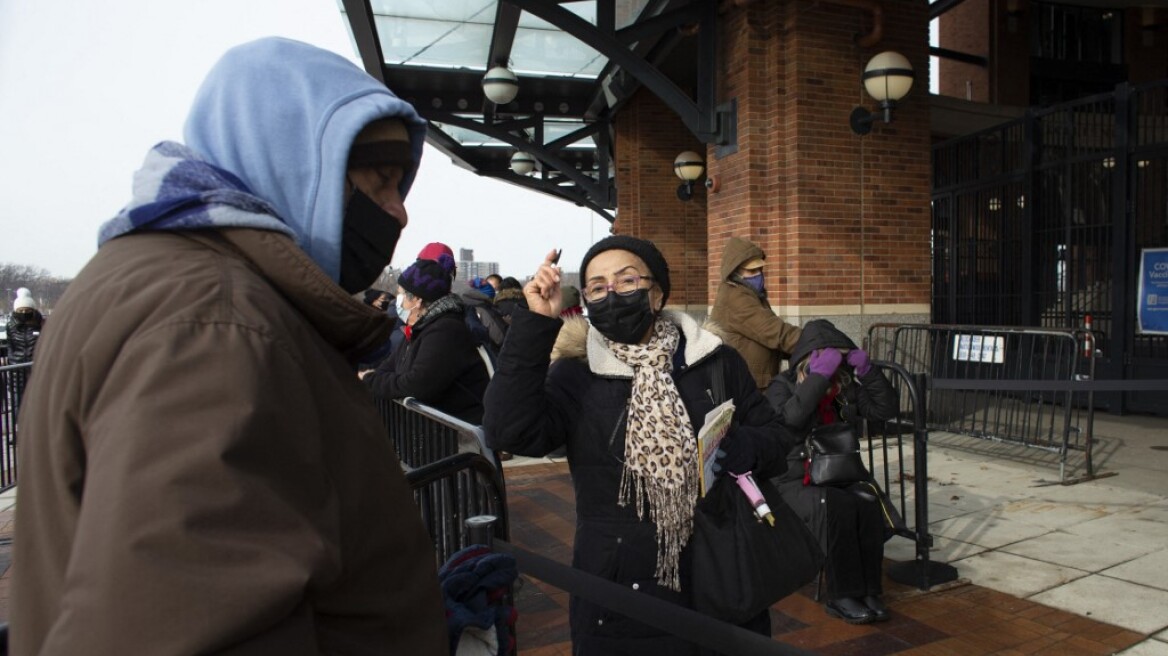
xmin=0 ymin=0 xmax=611 ymax=283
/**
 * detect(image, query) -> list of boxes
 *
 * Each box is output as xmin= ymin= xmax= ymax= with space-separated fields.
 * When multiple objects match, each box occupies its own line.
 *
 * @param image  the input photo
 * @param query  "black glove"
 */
xmin=713 ymin=433 xmax=757 ymax=476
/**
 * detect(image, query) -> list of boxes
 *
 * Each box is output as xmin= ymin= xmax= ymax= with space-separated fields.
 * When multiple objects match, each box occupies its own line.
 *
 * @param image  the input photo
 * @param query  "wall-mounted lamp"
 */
xmin=510 ymin=151 xmax=535 ymax=176
xmin=674 ymin=151 xmax=705 ymax=201
xmin=850 ymin=51 xmax=915 ymax=136
xmin=482 ymin=66 xmax=519 ymax=105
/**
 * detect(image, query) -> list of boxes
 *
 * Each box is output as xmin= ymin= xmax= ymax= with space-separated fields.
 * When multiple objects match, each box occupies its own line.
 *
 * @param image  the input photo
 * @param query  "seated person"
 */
xmin=361 ymin=255 xmax=489 ymax=424
xmin=765 ymin=319 xmax=898 ymax=625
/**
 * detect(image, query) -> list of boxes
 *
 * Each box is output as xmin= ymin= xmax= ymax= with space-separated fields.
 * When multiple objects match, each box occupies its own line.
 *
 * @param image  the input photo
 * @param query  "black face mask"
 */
xmin=338 ymin=189 xmax=402 ymax=294
xmin=586 ymin=288 xmax=655 ymax=344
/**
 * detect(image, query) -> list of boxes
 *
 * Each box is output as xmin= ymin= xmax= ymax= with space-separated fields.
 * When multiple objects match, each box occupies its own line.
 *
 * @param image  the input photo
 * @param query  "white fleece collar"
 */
xmin=586 ymin=310 xmax=723 ymax=378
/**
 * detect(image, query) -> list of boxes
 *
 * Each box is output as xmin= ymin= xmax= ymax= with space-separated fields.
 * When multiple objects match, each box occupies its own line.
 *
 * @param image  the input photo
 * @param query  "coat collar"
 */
xmin=584 ymin=310 xmax=722 ymax=378
xmin=188 ymin=229 xmax=394 ymax=360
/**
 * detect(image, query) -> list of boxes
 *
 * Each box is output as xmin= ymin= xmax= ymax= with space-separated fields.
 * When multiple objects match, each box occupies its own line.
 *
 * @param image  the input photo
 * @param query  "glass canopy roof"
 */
xmin=363 ymin=0 xmax=618 ymax=77
xmin=339 ymin=0 xmax=669 ymax=220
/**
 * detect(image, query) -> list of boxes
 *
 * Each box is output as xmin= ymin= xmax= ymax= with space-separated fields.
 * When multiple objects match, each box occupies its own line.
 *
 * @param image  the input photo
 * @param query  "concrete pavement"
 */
xmin=507 ymin=411 xmax=1168 ymax=653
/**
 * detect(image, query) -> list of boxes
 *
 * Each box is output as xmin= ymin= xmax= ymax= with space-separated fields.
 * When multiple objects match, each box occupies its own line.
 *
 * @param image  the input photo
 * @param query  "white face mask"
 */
xmin=396 ymin=294 xmax=410 ymax=324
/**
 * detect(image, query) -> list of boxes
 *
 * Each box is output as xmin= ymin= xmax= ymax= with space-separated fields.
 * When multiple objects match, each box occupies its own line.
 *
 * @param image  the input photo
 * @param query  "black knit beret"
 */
xmin=579 ymin=235 xmax=671 ymax=305
xmin=398 ymin=255 xmax=454 ymax=302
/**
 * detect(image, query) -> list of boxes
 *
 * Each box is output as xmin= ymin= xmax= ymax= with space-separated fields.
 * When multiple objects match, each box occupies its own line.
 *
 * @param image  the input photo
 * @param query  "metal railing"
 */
xmin=0 ymin=363 xmax=31 ymax=493
xmin=867 ymin=323 xmax=1096 ymax=482
xmin=381 ymin=397 xmax=508 ymax=565
xmin=864 ymin=362 xmax=957 ymax=591
xmin=375 ymin=396 xmax=500 ymax=470
xmin=406 ymin=451 xmax=509 ymax=568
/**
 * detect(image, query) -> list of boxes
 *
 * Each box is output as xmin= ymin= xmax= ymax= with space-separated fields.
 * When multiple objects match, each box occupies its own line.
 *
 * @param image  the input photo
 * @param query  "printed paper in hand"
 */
xmin=697 ymin=400 xmax=735 ymax=497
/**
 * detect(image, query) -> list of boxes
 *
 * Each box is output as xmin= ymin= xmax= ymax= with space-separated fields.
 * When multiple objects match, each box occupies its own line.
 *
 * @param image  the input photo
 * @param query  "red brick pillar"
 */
xmin=614 ymin=91 xmax=709 ymax=312
xmin=704 ymin=0 xmax=932 ymax=341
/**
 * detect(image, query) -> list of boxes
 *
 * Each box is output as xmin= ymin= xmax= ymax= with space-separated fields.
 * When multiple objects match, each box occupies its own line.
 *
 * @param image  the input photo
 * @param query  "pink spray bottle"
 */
xmin=731 ymin=472 xmax=775 ymax=526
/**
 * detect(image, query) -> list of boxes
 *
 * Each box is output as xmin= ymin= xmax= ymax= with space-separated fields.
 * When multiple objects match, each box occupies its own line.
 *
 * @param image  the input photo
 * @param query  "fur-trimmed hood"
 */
xmin=551 ymin=310 xmax=723 ymax=378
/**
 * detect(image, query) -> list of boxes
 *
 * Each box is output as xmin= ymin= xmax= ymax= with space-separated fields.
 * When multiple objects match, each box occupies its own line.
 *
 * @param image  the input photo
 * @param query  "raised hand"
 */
xmin=846 ymin=348 xmax=872 ymax=377
xmin=807 ymin=348 xmax=843 ymax=378
xmin=524 ymin=248 xmax=563 ymax=318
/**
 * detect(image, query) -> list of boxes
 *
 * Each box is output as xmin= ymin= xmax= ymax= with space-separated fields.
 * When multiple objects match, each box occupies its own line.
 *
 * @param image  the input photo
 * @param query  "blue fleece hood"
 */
xmin=182 ymin=37 xmax=426 ymax=282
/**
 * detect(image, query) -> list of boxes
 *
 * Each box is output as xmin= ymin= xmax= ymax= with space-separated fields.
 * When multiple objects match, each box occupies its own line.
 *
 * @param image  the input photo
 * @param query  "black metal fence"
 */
xmin=0 ymin=363 xmax=30 ymax=493
xmin=863 ymin=362 xmax=956 ymax=591
xmin=379 ymin=397 xmax=508 ymax=566
xmin=932 ymin=78 xmax=1168 ymax=415
xmin=375 ymin=396 xmax=500 ymax=470
xmin=867 ymin=323 xmax=1096 ymax=482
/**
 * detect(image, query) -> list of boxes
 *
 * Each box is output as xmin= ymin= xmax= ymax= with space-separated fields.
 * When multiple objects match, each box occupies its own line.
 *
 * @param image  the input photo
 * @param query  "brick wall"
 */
xmin=708 ymin=0 xmax=932 ymax=317
xmin=614 ymin=90 xmax=709 ymax=310
xmin=610 ymin=1 xmax=931 ymax=320
xmin=939 ymin=0 xmax=991 ymax=101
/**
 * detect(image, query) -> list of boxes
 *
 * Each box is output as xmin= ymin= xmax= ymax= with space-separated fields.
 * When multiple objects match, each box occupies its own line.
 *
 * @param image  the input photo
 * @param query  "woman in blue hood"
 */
xmin=11 ymin=38 xmax=447 ymax=655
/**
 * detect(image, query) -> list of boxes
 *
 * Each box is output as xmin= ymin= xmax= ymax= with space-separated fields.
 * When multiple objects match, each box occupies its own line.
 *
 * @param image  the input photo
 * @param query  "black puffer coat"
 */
xmin=6 ymin=310 xmax=44 ymax=364
xmin=484 ymin=309 xmax=794 ymax=654
xmin=365 ymin=296 xmax=489 ymax=424
xmin=764 ymin=320 xmax=898 ymax=542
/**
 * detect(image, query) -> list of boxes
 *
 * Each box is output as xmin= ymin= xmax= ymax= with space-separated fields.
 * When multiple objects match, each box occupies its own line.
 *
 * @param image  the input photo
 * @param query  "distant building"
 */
xmin=459 ymin=260 xmax=499 ymax=283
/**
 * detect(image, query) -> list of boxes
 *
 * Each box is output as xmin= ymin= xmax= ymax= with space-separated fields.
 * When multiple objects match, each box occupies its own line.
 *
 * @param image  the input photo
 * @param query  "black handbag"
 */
xmin=806 ymin=422 xmax=870 ymax=487
xmin=690 ymin=475 xmax=824 ymax=624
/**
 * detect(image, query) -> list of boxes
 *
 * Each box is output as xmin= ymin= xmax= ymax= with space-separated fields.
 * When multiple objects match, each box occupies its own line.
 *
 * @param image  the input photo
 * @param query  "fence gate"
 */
xmin=932 ymin=79 xmax=1168 ymax=415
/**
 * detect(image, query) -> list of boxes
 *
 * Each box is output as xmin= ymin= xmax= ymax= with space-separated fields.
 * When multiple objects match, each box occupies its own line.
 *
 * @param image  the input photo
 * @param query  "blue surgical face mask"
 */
xmin=396 ymin=294 xmax=411 ymax=324
xmin=742 ymin=273 xmax=765 ymax=293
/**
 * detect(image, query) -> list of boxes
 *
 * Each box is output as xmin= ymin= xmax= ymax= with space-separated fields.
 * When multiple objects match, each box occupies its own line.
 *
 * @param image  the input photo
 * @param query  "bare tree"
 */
xmin=0 ymin=263 xmax=73 ymax=313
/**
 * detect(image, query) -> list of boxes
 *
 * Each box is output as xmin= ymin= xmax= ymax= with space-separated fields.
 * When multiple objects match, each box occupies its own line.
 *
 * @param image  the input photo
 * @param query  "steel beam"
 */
xmin=341 ymin=0 xmax=386 ymax=83
xmin=508 ymin=0 xmax=726 ymax=144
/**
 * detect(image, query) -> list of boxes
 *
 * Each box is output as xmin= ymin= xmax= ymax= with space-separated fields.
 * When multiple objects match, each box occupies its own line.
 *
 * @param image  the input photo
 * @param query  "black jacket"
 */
xmin=483 ymin=309 xmax=793 ymax=653
xmin=6 ymin=311 xmax=44 ymax=364
xmin=764 ymin=320 xmax=898 ymax=542
xmin=365 ymin=299 xmax=489 ymax=424
xmin=493 ymin=288 xmax=526 ymax=326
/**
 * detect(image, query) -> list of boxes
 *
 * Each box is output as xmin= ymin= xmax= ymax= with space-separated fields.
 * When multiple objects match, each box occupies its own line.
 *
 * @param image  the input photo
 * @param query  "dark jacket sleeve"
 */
xmin=481 ymin=309 xmax=577 ymax=457
xmin=364 ymin=319 xmax=474 ymax=402
xmin=765 ymin=372 xmax=832 ymax=433
xmin=855 ymin=367 xmax=898 ymax=422
xmin=719 ymin=347 xmax=798 ymax=479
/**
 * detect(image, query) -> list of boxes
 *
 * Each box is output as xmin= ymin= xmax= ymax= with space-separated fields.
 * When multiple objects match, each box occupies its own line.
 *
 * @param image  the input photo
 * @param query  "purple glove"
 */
xmin=846 ymin=348 xmax=872 ymax=377
xmin=807 ymin=348 xmax=842 ymax=378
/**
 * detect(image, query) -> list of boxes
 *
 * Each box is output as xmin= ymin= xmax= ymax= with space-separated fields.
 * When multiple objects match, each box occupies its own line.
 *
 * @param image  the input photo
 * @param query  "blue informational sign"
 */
xmin=1137 ymin=248 xmax=1168 ymax=335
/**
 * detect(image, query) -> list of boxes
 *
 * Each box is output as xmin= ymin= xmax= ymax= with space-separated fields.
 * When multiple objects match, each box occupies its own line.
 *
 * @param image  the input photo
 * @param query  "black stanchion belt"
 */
xmin=930 ymin=378 xmax=1168 ymax=392
xmin=493 ymin=540 xmax=815 ymax=656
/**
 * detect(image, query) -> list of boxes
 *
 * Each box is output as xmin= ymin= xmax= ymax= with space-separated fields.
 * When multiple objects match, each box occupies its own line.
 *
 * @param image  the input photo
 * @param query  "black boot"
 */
xmin=863 ymin=595 xmax=890 ymax=622
xmin=825 ymin=597 xmax=876 ymax=624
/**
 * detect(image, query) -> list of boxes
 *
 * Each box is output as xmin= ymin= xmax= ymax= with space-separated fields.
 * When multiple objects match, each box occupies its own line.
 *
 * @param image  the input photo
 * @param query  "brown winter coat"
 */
xmin=709 ymin=236 xmax=801 ymax=389
xmin=11 ymin=229 xmax=447 ymax=655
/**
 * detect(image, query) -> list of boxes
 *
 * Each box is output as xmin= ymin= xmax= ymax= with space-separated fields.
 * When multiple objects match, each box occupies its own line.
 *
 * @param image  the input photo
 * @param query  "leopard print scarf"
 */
xmin=607 ymin=316 xmax=698 ymax=591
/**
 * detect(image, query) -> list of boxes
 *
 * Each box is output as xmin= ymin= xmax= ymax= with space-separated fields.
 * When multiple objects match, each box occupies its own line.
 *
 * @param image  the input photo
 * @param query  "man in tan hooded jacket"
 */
xmin=710 ymin=236 xmax=802 ymax=389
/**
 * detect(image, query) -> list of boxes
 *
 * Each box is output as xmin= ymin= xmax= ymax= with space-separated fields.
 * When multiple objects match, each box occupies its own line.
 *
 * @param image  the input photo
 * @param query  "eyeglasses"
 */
xmin=583 ymin=273 xmax=654 ymax=303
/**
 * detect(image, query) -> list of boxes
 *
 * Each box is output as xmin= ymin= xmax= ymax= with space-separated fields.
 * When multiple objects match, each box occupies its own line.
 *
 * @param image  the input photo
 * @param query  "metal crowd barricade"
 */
xmin=406 ymin=452 xmax=509 ymax=567
xmin=375 ymin=396 xmax=500 ymax=469
xmin=867 ymin=323 xmax=1096 ymax=482
xmin=0 ymin=362 xmax=32 ymax=493
xmin=378 ymin=397 xmax=508 ymax=565
xmin=864 ymin=362 xmax=958 ymax=591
